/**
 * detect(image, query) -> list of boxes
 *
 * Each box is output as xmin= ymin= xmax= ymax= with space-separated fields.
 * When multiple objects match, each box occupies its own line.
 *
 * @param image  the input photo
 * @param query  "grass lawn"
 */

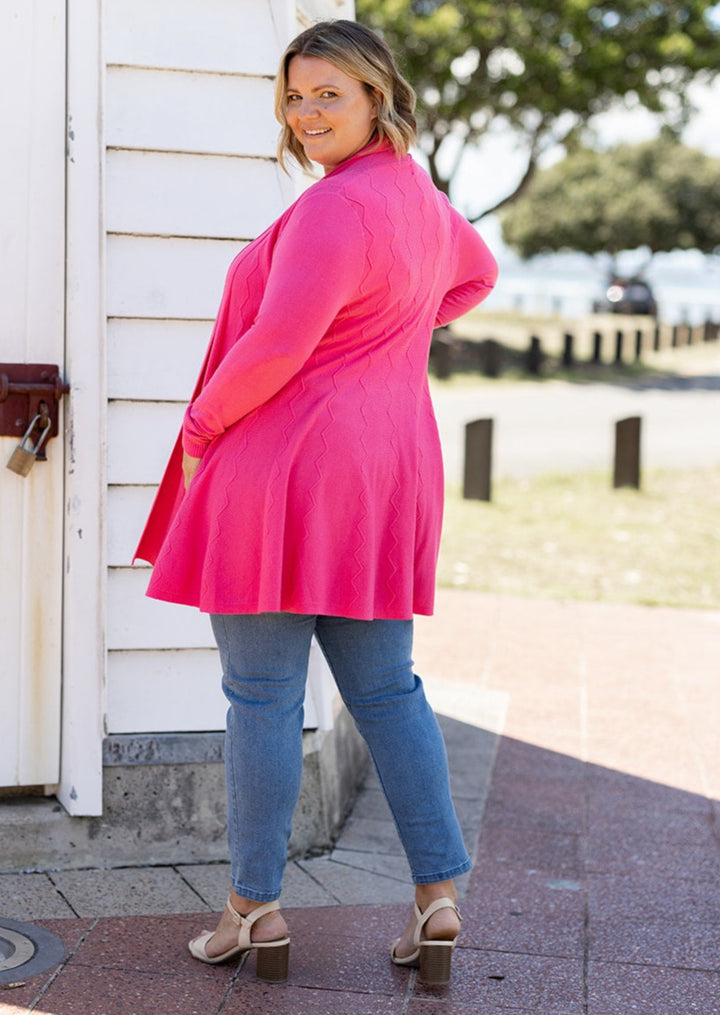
xmin=438 ymin=467 xmax=720 ymax=609
xmin=434 ymin=310 xmax=720 ymax=609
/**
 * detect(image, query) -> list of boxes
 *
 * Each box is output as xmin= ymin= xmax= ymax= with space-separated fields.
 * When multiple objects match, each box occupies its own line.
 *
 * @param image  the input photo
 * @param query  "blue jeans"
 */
xmin=211 ymin=612 xmax=472 ymax=903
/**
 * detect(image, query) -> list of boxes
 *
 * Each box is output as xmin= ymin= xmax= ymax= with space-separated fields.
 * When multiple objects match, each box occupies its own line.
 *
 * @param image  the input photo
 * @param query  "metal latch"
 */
xmin=0 ymin=364 xmax=70 ymax=459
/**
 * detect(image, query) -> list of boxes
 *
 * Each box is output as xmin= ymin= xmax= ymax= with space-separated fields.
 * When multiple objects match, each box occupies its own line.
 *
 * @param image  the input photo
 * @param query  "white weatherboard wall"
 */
xmin=0 ymin=0 xmax=66 ymax=789
xmin=106 ymin=0 xmax=351 ymax=737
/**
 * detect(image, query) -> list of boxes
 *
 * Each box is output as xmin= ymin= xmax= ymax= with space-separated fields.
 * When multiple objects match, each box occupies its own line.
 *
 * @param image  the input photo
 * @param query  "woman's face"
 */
xmin=285 ymin=55 xmax=378 ymax=173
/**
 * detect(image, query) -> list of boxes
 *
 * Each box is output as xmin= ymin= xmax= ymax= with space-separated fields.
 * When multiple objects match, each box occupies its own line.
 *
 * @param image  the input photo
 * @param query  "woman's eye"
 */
xmin=286 ymin=90 xmax=337 ymax=105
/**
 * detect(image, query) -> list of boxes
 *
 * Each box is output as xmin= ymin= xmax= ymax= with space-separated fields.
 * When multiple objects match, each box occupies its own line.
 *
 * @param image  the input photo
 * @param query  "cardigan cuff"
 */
xmin=181 ymin=432 xmax=209 ymax=459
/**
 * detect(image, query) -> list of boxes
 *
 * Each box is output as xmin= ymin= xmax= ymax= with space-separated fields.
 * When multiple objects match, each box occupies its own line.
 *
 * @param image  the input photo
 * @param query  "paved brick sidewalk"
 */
xmin=2 ymin=591 xmax=719 ymax=1014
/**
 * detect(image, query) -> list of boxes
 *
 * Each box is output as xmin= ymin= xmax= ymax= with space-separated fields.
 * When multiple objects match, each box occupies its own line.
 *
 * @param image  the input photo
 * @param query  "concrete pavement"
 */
xmin=2 ymin=589 xmax=719 ymax=1014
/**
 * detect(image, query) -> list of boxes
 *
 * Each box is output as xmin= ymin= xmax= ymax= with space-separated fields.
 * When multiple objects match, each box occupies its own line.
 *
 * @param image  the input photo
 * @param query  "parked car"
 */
xmin=592 ymin=277 xmax=658 ymax=316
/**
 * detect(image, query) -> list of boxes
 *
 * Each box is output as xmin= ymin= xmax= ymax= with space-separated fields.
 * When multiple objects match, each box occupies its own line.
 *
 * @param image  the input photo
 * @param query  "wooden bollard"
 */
xmin=482 ymin=338 xmax=501 ymax=378
xmin=527 ymin=336 xmax=542 ymax=375
xmin=613 ymin=416 xmax=641 ymax=489
xmin=592 ymin=331 xmax=603 ymax=363
xmin=635 ymin=329 xmax=643 ymax=361
xmin=431 ymin=331 xmax=452 ymax=379
xmin=615 ymin=329 xmax=624 ymax=364
xmin=562 ymin=333 xmax=574 ymax=368
xmin=653 ymin=323 xmax=662 ymax=351
xmin=463 ymin=418 xmax=493 ymax=501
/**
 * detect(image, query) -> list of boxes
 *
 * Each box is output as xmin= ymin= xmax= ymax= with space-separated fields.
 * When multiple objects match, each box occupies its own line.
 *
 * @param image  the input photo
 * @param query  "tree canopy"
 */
xmin=355 ymin=0 xmax=720 ymax=219
xmin=499 ymin=134 xmax=720 ymax=259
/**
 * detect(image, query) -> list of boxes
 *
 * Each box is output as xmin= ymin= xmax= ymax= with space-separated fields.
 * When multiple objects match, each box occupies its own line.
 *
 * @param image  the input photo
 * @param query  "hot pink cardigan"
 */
xmin=135 ymin=143 xmax=497 ymax=619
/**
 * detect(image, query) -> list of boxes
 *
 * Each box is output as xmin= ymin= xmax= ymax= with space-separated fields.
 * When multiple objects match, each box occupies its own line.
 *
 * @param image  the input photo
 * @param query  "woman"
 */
xmin=135 ymin=19 xmax=497 ymax=986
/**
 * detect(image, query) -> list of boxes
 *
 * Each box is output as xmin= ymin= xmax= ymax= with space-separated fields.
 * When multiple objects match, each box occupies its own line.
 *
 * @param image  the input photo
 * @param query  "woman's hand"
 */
xmin=182 ymin=451 xmax=202 ymax=491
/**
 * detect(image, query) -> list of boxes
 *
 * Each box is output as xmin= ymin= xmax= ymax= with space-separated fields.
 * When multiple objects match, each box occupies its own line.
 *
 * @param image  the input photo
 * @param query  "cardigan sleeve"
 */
xmin=182 ymin=191 xmax=366 ymax=457
xmin=435 ymin=209 xmax=498 ymax=327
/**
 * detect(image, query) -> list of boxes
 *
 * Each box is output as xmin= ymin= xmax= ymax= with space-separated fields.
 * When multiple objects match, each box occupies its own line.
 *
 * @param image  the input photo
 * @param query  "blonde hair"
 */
xmin=274 ymin=20 xmax=416 ymax=172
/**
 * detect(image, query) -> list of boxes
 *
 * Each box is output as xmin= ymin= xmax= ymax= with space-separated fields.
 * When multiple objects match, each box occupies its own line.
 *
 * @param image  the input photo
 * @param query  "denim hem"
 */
xmin=231 ymin=882 xmax=282 ymax=904
xmin=411 ymin=856 xmax=473 ymax=885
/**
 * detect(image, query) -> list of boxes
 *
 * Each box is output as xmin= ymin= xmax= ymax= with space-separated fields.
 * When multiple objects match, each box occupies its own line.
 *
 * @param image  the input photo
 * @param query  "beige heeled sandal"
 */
xmin=390 ymin=896 xmax=462 ymax=985
xmin=188 ymin=897 xmax=290 ymax=982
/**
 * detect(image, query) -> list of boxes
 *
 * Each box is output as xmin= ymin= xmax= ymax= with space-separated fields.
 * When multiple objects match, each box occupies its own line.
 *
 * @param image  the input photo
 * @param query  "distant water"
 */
xmin=486 ymin=251 xmax=720 ymax=325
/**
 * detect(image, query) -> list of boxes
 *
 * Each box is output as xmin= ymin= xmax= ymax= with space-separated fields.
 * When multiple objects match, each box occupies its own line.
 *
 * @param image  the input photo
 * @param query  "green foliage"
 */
xmin=355 ymin=0 xmax=720 ymax=216
xmin=499 ymin=135 xmax=720 ymax=257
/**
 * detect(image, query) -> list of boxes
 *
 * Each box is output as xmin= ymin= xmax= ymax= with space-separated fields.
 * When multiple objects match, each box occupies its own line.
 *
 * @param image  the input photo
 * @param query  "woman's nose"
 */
xmin=297 ymin=97 xmax=319 ymax=119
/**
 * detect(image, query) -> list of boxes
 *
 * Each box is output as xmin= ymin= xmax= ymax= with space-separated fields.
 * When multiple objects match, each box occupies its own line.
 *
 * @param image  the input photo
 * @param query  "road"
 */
xmin=430 ymin=372 xmax=720 ymax=484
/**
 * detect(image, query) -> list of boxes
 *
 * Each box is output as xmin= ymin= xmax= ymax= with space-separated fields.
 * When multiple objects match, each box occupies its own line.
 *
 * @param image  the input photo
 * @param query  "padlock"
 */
xmin=6 ymin=414 xmax=52 ymax=477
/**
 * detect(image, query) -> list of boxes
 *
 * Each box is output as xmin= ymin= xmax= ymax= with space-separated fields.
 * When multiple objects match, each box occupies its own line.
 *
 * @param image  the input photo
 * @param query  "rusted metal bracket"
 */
xmin=0 ymin=364 xmax=70 ymax=460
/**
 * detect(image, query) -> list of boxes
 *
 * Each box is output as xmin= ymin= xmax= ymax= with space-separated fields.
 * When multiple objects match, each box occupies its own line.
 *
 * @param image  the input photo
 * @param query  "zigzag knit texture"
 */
xmin=135 ymin=143 xmax=497 ymax=619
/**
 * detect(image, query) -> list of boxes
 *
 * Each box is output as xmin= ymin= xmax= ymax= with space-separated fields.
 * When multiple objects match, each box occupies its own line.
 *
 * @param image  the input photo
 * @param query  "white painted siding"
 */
xmin=108 ymin=651 xmax=227 ymax=733
xmin=106 ymin=67 xmax=280 ymax=157
xmin=107 ymin=402 xmax=184 ymax=487
xmin=107 ymin=320 xmax=207 ymax=401
xmin=106 ymin=236 xmax=241 ymax=319
xmin=104 ymin=0 xmax=285 ymax=75
xmin=106 ymin=151 xmax=293 ymax=238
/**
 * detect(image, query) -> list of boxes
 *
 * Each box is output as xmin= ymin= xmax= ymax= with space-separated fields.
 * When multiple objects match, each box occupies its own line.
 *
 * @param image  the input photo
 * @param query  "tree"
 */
xmin=355 ymin=0 xmax=720 ymax=219
xmin=499 ymin=135 xmax=720 ymax=260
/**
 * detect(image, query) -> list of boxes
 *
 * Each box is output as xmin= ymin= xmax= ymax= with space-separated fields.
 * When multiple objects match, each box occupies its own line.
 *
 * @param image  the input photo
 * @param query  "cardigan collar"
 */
xmin=323 ymin=137 xmax=404 ymax=179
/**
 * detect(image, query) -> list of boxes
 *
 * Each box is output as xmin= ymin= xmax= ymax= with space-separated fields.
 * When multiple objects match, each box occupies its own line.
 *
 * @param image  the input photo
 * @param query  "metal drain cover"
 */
xmin=0 ymin=919 xmax=66 ymax=984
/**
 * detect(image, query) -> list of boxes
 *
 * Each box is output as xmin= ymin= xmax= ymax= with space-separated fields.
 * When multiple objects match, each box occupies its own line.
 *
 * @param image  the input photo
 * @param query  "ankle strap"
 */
xmin=226 ymin=898 xmax=280 ymax=926
xmin=225 ymin=898 xmax=281 ymax=951
xmin=419 ymin=897 xmax=461 ymax=922
xmin=413 ymin=897 xmax=461 ymax=945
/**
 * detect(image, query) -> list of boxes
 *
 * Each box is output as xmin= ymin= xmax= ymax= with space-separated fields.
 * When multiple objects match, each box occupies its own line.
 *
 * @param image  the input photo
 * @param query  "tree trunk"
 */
xmin=427 ymin=145 xmax=451 ymax=197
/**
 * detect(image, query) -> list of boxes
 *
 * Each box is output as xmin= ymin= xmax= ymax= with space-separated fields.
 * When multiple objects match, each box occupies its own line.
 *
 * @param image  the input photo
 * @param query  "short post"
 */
xmin=431 ymin=330 xmax=452 ymax=379
xmin=482 ymin=338 xmax=501 ymax=378
xmin=527 ymin=335 xmax=542 ymax=375
xmin=592 ymin=331 xmax=603 ymax=364
xmin=634 ymin=329 xmax=643 ymax=361
xmin=653 ymin=323 xmax=662 ymax=351
xmin=613 ymin=416 xmax=641 ymax=490
xmin=562 ymin=333 xmax=574 ymax=368
xmin=614 ymin=329 xmax=624 ymax=364
xmin=671 ymin=324 xmax=679 ymax=347
xmin=463 ymin=418 xmax=493 ymax=501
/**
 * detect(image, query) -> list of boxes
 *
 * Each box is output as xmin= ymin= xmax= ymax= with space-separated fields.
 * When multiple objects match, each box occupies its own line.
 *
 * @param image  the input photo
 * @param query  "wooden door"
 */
xmin=0 ymin=2 xmax=66 ymax=788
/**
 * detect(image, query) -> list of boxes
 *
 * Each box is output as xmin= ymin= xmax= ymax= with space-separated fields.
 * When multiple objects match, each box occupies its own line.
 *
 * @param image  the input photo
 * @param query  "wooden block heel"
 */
xmin=391 ymin=897 xmax=461 ymax=986
xmin=419 ymin=940 xmax=453 ymax=985
xmin=255 ymin=940 xmax=290 ymax=983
